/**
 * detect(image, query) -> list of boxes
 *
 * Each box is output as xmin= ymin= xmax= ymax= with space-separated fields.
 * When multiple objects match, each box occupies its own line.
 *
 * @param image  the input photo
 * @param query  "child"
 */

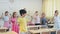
xmin=11 ymin=12 xmax=19 ymax=34
xmin=51 ymin=10 xmax=60 ymax=34
xmin=2 ymin=11 xmax=11 ymax=31
xmin=40 ymin=13 xmax=48 ymax=27
xmin=54 ymin=10 xmax=60 ymax=29
xmin=18 ymin=9 xmax=28 ymax=34
xmin=33 ymin=11 xmax=40 ymax=25
xmin=3 ymin=11 xmax=10 ymax=28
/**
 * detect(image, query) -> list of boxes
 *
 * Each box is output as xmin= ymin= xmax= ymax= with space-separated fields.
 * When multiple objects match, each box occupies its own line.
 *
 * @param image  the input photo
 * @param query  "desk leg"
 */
xmin=56 ymin=31 xmax=57 ymax=34
xmin=5 ymin=29 xmax=6 ymax=32
xmin=40 ymin=32 xmax=42 ymax=34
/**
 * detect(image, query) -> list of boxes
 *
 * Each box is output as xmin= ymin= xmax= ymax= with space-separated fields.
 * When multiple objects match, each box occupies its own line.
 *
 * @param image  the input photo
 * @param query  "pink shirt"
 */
xmin=11 ymin=17 xmax=17 ymax=24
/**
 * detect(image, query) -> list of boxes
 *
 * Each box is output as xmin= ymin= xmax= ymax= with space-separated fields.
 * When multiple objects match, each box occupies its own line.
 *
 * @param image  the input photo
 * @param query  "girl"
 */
xmin=33 ymin=11 xmax=40 ymax=25
xmin=3 ymin=11 xmax=10 ymax=29
xmin=11 ymin=12 xmax=19 ymax=34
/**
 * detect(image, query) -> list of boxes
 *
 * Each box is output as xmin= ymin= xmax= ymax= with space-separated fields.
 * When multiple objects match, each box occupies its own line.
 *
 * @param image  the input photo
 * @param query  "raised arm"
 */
xmin=0 ymin=13 xmax=4 ymax=19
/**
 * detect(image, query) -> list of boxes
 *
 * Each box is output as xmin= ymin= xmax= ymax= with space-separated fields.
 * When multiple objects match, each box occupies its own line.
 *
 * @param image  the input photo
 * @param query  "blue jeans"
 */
xmin=51 ymin=31 xmax=56 ymax=34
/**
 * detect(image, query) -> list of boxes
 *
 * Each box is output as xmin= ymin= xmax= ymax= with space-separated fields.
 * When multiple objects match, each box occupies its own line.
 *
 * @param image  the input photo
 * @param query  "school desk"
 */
xmin=28 ymin=25 xmax=46 ymax=28
xmin=28 ymin=24 xmax=54 ymax=28
xmin=0 ymin=27 xmax=8 ymax=29
xmin=28 ymin=25 xmax=44 ymax=30
xmin=0 ymin=27 xmax=8 ymax=32
xmin=28 ymin=25 xmax=42 ymax=28
xmin=29 ymin=28 xmax=56 ymax=34
xmin=48 ymin=24 xmax=54 ymax=26
xmin=0 ymin=31 xmax=17 ymax=34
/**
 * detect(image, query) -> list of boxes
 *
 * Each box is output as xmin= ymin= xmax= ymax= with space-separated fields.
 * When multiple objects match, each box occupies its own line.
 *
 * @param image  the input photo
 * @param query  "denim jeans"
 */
xmin=51 ymin=31 xmax=56 ymax=34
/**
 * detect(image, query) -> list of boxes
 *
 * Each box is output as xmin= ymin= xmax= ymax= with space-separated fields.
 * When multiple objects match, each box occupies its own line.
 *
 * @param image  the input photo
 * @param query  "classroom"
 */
xmin=0 ymin=0 xmax=60 ymax=34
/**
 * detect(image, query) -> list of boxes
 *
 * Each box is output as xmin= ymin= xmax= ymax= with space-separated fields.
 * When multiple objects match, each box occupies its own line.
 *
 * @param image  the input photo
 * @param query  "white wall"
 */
xmin=0 ymin=0 xmax=42 ymax=15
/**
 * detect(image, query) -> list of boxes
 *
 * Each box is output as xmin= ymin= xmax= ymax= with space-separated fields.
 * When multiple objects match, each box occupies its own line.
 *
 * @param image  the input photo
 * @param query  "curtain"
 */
xmin=56 ymin=0 xmax=60 ymax=15
xmin=42 ymin=0 xmax=56 ymax=18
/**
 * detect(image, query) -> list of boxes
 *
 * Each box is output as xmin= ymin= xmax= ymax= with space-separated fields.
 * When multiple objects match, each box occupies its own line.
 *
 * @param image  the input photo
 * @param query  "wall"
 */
xmin=0 ymin=0 xmax=42 ymax=26
xmin=0 ymin=0 xmax=42 ymax=16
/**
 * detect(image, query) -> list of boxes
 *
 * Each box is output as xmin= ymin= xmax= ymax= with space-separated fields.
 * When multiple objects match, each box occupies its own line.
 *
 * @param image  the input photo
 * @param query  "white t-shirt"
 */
xmin=54 ymin=15 xmax=60 ymax=29
xmin=34 ymin=15 xmax=40 ymax=24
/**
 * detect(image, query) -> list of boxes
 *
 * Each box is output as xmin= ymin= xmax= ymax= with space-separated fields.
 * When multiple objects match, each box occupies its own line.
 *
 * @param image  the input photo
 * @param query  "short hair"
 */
xmin=55 ymin=10 xmax=58 ymax=13
xmin=41 ymin=12 xmax=45 ymax=15
xmin=19 ymin=9 xmax=27 ymax=16
xmin=35 ymin=11 xmax=38 ymax=13
xmin=5 ymin=11 xmax=8 ymax=14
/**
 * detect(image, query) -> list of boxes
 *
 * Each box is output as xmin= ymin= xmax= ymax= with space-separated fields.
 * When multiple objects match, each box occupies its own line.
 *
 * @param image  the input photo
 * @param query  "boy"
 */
xmin=51 ymin=10 xmax=60 ymax=34
xmin=54 ymin=10 xmax=60 ymax=29
xmin=40 ymin=13 xmax=47 ymax=25
xmin=18 ymin=9 xmax=28 ymax=34
xmin=40 ymin=13 xmax=48 ymax=28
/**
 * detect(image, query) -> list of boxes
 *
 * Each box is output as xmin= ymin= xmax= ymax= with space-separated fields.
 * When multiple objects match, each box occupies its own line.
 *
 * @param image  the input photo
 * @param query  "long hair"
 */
xmin=12 ymin=12 xmax=16 ymax=18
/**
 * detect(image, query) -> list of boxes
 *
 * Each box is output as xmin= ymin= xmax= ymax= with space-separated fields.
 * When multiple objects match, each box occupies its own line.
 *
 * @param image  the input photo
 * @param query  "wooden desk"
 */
xmin=0 ymin=27 xmax=17 ymax=34
xmin=48 ymin=24 xmax=54 ymax=26
xmin=0 ymin=27 xmax=8 ymax=29
xmin=0 ymin=31 xmax=17 ymax=34
xmin=28 ymin=25 xmax=49 ymax=28
xmin=28 ymin=25 xmax=42 ymax=28
xmin=28 ymin=24 xmax=54 ymax=28
xmin=28 ymin=25 xmax=43 ymax=30
xmin=0 ymin=27 xmax=8 ymax=32
xmin=28 ymin=25 xmax=47 ymax=30
xmin=29 ymin=28 xmax=56 ymax=34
